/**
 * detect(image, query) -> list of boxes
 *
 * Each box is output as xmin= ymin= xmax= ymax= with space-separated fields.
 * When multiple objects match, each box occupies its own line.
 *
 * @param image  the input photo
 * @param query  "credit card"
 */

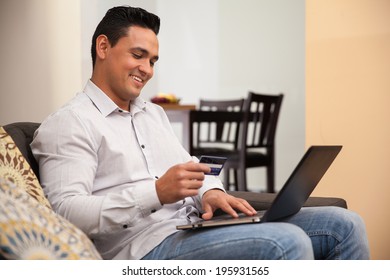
xmin=199 ymin=155 xmax=228 ymax=175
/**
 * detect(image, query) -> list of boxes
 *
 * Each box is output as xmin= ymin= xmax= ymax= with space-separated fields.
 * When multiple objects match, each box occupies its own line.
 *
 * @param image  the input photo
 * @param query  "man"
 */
xmin=31 ymin=6 xmax=369 ymax=260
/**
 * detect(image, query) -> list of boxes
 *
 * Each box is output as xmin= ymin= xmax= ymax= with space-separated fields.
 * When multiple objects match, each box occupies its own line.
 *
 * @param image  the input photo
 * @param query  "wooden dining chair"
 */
xmin=199 ymin=99 xmax=243 ymax=144
xmin=189 ymin=99 xmax=245 ymax=190
xmin=190 ymin=99 xmax=244 ymax=156
xmin=224 ymin=92 xmax=284 ymax=192
xmin=190 ymin=99 xmax=244 ymax=189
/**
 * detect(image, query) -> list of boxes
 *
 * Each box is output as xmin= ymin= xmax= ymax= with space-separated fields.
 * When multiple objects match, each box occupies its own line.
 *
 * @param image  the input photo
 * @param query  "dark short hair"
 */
xmin=91 ymin=6 xmax=160 ymax=67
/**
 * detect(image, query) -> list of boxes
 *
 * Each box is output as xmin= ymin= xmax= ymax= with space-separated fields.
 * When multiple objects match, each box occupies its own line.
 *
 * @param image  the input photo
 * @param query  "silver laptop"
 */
xmin=177 ymin=145 xmax=342 ymax=230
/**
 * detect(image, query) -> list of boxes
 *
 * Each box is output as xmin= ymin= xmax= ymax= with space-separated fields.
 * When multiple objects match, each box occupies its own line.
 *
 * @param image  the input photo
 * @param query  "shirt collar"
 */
xmin=83 ymin=80 xmax=147 ymax=117
xmin=130 ymin=95 xmax=147 ymax=115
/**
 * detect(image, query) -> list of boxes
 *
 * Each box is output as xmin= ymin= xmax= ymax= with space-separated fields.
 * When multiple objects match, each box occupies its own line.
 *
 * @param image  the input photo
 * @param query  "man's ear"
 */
xmin=95 ymin=35 xmax=110 ymax=60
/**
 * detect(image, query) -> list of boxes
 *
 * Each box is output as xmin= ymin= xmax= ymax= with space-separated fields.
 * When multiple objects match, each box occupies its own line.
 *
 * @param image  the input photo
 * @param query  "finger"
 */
xmin=198 ymin=163 xmax=212 ymax=173
xmin=184 ymin=161 xmax=211 ymax=173
xmin=201 ymin=203 xmax=214 ymax=220
xmin=233 ymin=199 xmax=257 ymax=216
xmin=219 ymin=202 xmax=239 ymax=218
xmin=185 ymin=189 xmax=200 ymax=197
xmin=187 ymin=171 xmax=206 ymax=181
xmin=184 ymin=178 xmax=204 ymax=190
xmin=173 ymin=171 xmax=204 ymax=187
xmin=229 ymin=197 xmax=257 ymax=213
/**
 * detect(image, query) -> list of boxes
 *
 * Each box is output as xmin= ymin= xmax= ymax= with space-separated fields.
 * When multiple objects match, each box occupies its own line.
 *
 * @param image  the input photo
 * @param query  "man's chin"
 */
xmin=126 ymin=88 xmax=142 ymax=100
xmin=131 ymin=92 xmax=141 ymax=99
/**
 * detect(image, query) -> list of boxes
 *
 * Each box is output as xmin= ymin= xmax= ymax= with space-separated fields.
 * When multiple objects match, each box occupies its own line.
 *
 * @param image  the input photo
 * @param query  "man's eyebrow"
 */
xmin=132 ymin=47 xmax=159 ymax=61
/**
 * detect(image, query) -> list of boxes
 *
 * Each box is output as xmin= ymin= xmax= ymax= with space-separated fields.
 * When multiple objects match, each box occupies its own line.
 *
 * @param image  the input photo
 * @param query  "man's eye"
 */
xmin=132 ymin=53 xmax=142 ymax=59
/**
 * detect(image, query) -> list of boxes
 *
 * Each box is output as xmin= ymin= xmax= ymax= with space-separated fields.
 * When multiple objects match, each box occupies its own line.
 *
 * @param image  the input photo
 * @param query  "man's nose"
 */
xmin=138 ymin=60 xmax=153 ymax=76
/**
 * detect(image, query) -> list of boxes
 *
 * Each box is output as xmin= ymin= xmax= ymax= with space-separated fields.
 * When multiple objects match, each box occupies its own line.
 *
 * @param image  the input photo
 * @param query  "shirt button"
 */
xmin=155 ymin=176 xmax=159 ymax=179
xmin=123 ymin=224 xmax=128 ymax=229
xmin=151 ymin=209 xmax=156 ymax=213
xmin=141 ymin=145 xmax=145 ymax=149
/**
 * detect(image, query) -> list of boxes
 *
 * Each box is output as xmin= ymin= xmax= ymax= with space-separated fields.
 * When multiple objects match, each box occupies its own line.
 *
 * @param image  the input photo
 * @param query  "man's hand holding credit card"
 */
xmin=199 ymin=156 xmax=227 ymax=175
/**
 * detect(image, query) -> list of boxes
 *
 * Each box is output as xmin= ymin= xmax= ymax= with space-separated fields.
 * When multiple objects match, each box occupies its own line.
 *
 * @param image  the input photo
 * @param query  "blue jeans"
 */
xmin=142 ymin=207 xmax=370 ymax=260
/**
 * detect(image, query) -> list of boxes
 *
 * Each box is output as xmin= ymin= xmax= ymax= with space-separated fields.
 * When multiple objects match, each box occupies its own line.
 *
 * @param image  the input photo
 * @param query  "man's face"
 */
xmin=100 ymin=26 xmax=159 ymax=109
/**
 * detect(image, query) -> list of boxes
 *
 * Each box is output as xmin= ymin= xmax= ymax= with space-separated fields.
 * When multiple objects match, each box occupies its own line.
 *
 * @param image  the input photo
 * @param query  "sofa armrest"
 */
xmin=228 ymin=191 xmax=348 ymax=210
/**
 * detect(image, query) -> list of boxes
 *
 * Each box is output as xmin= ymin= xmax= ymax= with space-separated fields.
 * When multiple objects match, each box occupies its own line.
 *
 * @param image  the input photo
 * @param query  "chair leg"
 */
xmin=266 ymin=165 xmax=275 ymax=193
xmin=237 ymin=167 xmax=247 ymax=192
xmin=223 ymin=168 xmax=230 ymax=190
xmin=233 ymin=169 xmax=238 ymax=191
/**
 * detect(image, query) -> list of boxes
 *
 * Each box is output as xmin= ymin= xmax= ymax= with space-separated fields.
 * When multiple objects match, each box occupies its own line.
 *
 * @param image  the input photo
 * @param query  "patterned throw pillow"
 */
xmin=0 ymin=179 xmax=102 ymax=259
xmin=0 ymin=126 xmax=51 ymax=209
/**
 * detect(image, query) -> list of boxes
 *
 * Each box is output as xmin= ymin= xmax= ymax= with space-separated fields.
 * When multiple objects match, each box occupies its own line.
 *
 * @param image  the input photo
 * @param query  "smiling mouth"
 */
xmin=131 ymin=75 xmax=143 ymax=84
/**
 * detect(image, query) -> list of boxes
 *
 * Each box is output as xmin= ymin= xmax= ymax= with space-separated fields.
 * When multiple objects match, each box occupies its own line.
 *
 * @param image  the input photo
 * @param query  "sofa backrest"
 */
xmin=3 ymin=122 xmax=40 ymax=179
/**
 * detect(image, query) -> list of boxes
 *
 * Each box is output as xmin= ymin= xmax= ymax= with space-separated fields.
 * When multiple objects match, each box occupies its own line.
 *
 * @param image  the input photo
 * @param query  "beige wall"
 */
xmin=306 ymin=0 xmax=390 ymax=259
xmin=0 ymin=0 xmax=81 ymax=124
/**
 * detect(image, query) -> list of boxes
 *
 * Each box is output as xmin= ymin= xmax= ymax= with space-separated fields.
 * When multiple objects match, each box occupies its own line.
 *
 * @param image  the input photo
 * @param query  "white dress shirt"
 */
xmin=31 ymin=80 xmax=224 ymax=259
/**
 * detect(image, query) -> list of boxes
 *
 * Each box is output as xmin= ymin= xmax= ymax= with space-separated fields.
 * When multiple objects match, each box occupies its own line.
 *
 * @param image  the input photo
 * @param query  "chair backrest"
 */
xmin=199 ymin=99 xmax=244 ymax=112
xmin=2 ymin=122 xmax=40 ymax=178
xmin=189 ymin=110 xmax=244 ymax=155
xmin=241 ymin=92 xmax=283 ymax=151
xmin=195 ymin=99 xmax=244 ymax=151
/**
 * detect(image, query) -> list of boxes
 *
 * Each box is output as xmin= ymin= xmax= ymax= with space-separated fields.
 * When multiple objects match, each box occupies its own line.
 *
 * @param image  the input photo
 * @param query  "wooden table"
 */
xmin=159 ymin=103 xmax=196 ymax=151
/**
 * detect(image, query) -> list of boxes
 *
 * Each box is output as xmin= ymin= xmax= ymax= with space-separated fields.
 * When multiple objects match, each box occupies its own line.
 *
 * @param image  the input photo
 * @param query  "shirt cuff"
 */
xmin=136 ymin=183 xmax=163 ymax=217
xmin=198 ymin=175 xmax=225 ymax=198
